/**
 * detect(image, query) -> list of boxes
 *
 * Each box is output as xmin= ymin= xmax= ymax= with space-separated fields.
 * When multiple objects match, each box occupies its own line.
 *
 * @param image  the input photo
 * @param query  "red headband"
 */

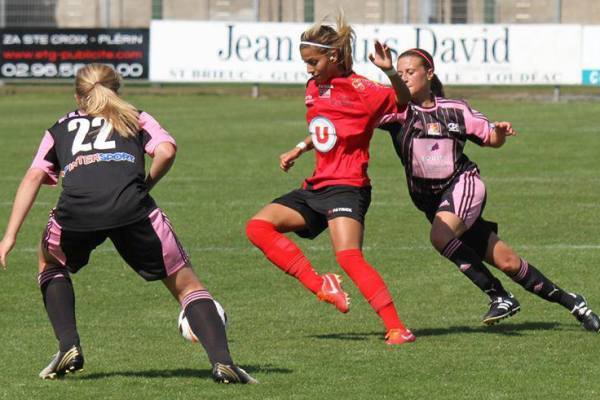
xmin=409 ymin=48 xmax=434 ymax=71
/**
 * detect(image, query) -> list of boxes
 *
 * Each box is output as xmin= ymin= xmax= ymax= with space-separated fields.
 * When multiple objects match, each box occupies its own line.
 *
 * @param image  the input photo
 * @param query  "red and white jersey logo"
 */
xmin=309 ymin=116 xmax=337 ymax=153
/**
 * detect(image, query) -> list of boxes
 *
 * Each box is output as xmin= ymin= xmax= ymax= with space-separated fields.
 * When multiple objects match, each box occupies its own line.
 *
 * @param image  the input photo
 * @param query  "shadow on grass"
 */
xmin=414 ymin=321 xmax=561 ymax=337
xmin=308 ymin=331 xmax=384 ymax=341
xmin=309 ymin=321 xmax=562 ymax=341
xmin=78 ymin=364 xmax=292 ymax=380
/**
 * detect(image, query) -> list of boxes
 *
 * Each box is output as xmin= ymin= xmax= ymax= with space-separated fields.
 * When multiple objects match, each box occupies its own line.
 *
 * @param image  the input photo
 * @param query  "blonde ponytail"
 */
xmin=332 ymin=13 xmax=354 ymax=74
xmin=75 ymin=64 xmax=139 ymax=138
xmin=300 ymin=10 xmax=355 ymax=74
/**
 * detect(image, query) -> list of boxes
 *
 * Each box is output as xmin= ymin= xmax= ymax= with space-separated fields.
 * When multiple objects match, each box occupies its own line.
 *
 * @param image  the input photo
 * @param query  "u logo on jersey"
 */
xmin=309 ymin=116 xmax=337 ymax=153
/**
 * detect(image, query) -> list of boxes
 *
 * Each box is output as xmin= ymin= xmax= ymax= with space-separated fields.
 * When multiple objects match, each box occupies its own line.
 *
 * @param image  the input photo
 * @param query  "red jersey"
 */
xmin=303 ymin=73 xmax=397 ymax=190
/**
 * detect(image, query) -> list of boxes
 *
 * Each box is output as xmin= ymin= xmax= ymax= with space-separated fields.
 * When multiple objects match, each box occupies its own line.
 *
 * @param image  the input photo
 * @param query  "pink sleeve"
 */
xmin=462 ymin=103 xmax=494 ymax=145
xmin=378 ymin=103 xmax=409 ymax=126
xmin=139 ymin=111 xmax=176 ymax=156
xmin=30 ymin=131 xmax=59 ymax=186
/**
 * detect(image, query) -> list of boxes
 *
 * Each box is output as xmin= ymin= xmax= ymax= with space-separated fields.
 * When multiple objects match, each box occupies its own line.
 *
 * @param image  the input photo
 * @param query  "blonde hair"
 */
xmin=300 ymin=11 xmax=355 ymax=74
xmin=75 ymin=64 xmax=139 ymax=138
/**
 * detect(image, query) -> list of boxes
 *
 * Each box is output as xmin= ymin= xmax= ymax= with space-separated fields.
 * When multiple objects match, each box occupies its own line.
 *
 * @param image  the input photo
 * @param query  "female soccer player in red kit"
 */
xmin=245 ymin=15 xmax=416 ymax=345
xmin=0 ymin=64 xmax=257 ymax=383
xmin=378 ymin=47 xmax=599 ymax=332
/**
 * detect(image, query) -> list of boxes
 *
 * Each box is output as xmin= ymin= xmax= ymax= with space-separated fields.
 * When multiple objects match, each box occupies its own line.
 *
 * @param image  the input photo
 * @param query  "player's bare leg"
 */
xmin=486 ymin=233 xmax=600 ymax=332
xmin=432 ymin=212 xmax=519 ymax=325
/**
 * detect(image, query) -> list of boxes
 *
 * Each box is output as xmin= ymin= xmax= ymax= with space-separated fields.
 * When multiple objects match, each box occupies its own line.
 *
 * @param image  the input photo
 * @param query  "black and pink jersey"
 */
xmin=379 ymin=97 xmax=495 ymax=210
xmin=31 ymin=110 xmax=175 ymax=231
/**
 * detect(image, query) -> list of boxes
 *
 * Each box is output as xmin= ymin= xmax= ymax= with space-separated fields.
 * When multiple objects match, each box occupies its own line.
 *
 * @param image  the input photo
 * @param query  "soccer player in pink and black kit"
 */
xmin=245 ymin=14 xmax=416 ymax=345
xmin=0 ymin=64 xmax=257 ymax=383
xmin=377 ymin=47 xmax=599 ymax=332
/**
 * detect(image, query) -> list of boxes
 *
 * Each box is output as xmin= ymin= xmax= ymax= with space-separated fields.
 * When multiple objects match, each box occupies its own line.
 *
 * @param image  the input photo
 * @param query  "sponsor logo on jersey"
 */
xmin=309 ymin=116 xmax=337 ymax=153
xmin=448 ymin=122 xmax=460 ymax=132
xmin=421 ymin=154 xmax=444 ymax=162
xmin=351 ymin=78 xmax=366 ymax=91
xmin=427 ymin=122 xmax=442 ymax=136
xmin=318 ymin=84 xmax=332 ymax=98
xmin=305 ymin=94 xmax=314 ymax=105
xmin=63 ymin=152 xmax=135 ymax=175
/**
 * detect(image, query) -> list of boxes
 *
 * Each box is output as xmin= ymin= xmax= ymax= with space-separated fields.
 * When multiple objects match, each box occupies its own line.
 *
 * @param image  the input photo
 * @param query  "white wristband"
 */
xmin=384 ymin=68 xmax=397 ymax=77
xmin=296 ymin=141 xmax=308 ymax=151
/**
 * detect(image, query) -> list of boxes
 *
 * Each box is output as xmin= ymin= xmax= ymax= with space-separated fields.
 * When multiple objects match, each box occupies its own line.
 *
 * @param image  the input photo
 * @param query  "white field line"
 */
xmin=13 ymin=243 xmax=600 ymax=254
xmin=0 ymin=201 xmax=263 ymax=207
xmin=3 ymin=175 xmax=592 ymax=183
xmin=1 ymin=176 xmax=598 ymax=187
xmin=1 ymin=200 xmax=596 ymax=209
xmin=160 ymin=176 xmax=598 ymax=184
xmin=0 ymin=202 xmax=51 ymax=206
xmin=1 ymin=201 xmax=595 ymax=210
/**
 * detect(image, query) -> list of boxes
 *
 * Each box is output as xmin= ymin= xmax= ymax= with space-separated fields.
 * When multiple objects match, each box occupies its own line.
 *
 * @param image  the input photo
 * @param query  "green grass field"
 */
xmin=0 ymin=85 xmax=599 ymax=399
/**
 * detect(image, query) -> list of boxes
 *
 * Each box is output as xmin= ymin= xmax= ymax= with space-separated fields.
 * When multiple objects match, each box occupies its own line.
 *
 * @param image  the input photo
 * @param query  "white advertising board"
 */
xmin=150 ymin=21 xmax=584 ymax=85
xmin=582 ymin=26 xmax=600 ymax=85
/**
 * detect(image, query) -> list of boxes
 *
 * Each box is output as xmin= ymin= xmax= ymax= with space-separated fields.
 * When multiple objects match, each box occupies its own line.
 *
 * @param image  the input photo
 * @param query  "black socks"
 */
xmin=441 ymin=238 xmax=509 ymax=299
xmin=39 ymin=267 xmax=79 ymax=352
xmin=182 ymin=290 xmax=233 ymax=365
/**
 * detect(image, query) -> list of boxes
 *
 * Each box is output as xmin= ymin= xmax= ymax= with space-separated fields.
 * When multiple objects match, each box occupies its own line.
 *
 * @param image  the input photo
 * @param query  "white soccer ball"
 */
xmin=178 ymin=300 xmax=228 ymax=343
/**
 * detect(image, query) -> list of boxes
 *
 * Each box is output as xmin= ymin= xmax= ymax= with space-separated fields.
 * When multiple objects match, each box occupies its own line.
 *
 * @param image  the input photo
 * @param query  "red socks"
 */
xmin=246 ymin=219 xmax=323 ymax=294
xmin=336 ymin=249 xmax=406 ymax=331
xmin=246 ymin=219 xmax=408 ymax=331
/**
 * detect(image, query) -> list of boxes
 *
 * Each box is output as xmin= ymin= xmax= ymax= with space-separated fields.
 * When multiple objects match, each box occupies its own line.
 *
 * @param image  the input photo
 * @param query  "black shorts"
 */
xmin=42 ymin=208 xmax=189 ymax=281
xmin=458 ymin=217 xmax=498 ymax=260
xmin=272 ymin=185 xmax=372 ymax=239
xmin=424 ymin=209 xmax=497 ymax=260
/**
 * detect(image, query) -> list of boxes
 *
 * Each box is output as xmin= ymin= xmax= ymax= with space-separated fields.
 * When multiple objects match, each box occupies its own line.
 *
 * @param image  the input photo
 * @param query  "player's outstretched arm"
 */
xmin=488 ymin=121 xmax=517 ymax=148
xmin=145 ymin=142 xmax=176 ymax=191
xmin=279 ymin=135 xmax=313 ymax=172
xmin=369 ymin=40 xmax=411 ymax=105
xmin=0 ymin=168 xmax=47 ymax=269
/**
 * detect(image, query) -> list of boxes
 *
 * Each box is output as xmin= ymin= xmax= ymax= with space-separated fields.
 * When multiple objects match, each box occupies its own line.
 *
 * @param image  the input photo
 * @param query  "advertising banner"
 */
xmin=150 ymin=21 xmax=583 ymax=85
xmin=0 ymin=28 xmax=149 ymax=79
xmin=581 ymin=26 xmax=600 ymax=86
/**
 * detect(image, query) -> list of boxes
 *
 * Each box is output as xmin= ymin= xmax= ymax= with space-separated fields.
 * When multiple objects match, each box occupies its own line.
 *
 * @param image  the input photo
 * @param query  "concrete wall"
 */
xmin=56 ymin=0 xmax=151 ymax=27
xmin=49 ymin=0 xmax=600 ymax=27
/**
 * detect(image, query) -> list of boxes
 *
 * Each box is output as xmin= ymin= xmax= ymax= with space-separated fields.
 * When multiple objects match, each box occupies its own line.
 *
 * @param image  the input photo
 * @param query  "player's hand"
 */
xmin=0 ymin=236 xmax=15 ymax=270
xmin=279 ymin=147 xmax=302 ymax=172
xmin=369 ymin=40 xmax=393 ymax=71
xmin=494 ymin=121 xmax=517 ymax=137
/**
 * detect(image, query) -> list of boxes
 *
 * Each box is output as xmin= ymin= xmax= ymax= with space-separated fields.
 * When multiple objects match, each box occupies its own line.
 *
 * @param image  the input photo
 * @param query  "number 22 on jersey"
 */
xmin=68 ymin=117 xmax=116 ymax=155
